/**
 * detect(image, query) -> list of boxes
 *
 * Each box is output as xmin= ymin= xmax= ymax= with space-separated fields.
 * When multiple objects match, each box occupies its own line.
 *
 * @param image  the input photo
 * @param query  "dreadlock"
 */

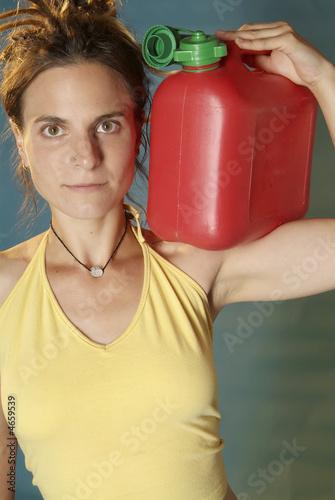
xmin=0 ymin=0 xmax=150 ymax=224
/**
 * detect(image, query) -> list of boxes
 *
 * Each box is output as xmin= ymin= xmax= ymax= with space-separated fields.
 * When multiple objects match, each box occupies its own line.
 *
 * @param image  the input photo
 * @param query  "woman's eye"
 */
xmin=43 ymin=125 xmax=64 ymax=137
xmin=97 ymin=121 xmax=119 ymax=134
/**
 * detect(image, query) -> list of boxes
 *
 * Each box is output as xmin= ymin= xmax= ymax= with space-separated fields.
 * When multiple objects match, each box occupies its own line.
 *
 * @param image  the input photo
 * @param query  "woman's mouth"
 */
xmin=64 ymin=183 xmax=107 ymax=193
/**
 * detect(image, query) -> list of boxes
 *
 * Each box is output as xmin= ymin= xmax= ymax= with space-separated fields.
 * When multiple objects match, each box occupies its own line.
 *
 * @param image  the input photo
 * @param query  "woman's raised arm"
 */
xmin=210 ymin=23 xmax=335 ymax=310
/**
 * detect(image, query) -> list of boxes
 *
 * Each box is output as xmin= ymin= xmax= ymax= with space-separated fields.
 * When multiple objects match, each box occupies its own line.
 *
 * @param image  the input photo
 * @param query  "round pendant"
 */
xmin=90 ymin=266 xmax=104 ymax=278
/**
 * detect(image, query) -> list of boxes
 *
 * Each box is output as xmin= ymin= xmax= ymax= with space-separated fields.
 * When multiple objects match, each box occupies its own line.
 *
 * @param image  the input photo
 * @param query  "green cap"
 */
xmin=142 ymin=25 xmax=227 ymax=70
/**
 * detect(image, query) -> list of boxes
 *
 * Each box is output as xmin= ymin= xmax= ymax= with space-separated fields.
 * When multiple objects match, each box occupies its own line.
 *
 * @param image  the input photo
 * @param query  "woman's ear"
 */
xmin=10 ymin=120 xmax=29 ymax=167
xmin=10 ymin=119 xmax=23 ymax=147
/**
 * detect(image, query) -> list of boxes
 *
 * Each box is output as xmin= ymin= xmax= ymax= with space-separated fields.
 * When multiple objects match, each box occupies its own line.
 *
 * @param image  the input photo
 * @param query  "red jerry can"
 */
xmin=142 ymin=26 xmax=318 ymax=250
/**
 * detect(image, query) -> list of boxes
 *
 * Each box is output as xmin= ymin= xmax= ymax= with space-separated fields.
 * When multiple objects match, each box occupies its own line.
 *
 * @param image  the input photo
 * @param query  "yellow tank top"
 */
xmin=0 ymin=206 xmax=227 ymax=500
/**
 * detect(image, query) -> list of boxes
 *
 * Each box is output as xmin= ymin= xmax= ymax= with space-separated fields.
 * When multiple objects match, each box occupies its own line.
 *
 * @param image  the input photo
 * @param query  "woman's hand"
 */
xmin=216 ymin=22 xmax=333 ymax=93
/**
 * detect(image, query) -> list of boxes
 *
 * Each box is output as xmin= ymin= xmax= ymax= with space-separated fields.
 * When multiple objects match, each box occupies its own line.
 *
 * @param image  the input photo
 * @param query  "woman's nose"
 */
xmin=71 ymin=134 xmax=102 ymax=169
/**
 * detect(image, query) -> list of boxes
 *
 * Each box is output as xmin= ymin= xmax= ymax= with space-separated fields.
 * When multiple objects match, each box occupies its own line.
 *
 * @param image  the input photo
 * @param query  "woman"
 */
xmin=0 ymin=1 xmax=334 ymax=499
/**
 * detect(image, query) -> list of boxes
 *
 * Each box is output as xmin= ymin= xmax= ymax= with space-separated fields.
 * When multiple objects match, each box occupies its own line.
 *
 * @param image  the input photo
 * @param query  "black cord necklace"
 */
xmin=49 ymin=215 xmax=128 ymax=278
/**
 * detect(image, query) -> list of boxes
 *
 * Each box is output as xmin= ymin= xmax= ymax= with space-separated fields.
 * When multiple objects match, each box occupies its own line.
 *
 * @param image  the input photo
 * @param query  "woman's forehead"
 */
xmin=21 ymin=62 xmax=134 ymax=123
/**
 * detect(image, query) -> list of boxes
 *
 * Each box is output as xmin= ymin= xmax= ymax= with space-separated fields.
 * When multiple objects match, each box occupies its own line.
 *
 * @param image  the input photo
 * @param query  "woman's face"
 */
xmin=12 ymin=63 xmax=142 ymax=221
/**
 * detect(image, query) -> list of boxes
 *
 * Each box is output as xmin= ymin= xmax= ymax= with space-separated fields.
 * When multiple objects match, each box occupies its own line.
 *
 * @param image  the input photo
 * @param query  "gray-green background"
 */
xmin=0 ymin=0 xmax=334 ymax=498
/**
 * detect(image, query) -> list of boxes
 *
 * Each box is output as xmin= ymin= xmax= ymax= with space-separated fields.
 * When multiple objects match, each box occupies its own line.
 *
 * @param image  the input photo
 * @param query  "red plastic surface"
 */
xmin=147 ymin=41 xmax=318 ymax=250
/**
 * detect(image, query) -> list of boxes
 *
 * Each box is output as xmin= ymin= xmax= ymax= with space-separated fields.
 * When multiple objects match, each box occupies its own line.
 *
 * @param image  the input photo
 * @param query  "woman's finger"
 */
xmin=216 ymin=22 xmax=294 ymax=43
xmin=237 ymin=21 xmax=292 ymax=32
xmin=233 ymin=33 xmax=297 ymax=53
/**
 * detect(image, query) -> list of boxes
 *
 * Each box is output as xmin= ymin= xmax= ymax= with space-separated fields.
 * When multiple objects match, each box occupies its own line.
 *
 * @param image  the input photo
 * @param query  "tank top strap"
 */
xmin=124 ymin=203 xmax=146 ymax=245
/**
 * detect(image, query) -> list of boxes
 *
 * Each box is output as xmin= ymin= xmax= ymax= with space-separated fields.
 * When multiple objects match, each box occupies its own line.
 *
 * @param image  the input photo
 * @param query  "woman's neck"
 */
xmin=48 ymin=202 xmax=129 ymax=270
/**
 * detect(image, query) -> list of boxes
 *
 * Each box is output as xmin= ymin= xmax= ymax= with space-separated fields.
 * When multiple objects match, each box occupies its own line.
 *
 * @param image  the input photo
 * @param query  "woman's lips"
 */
xmin=64 ymin=183 xmax=107 ymax=193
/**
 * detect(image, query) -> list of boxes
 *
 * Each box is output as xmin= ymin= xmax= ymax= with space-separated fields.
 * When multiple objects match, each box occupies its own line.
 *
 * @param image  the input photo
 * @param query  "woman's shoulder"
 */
xmin=141 ymin=227 xmax=187 ymax=260
xmin=141 ymin=227 xmax=223 ymax=296
xmin=0 ymin=233 xmax=46 ymax=309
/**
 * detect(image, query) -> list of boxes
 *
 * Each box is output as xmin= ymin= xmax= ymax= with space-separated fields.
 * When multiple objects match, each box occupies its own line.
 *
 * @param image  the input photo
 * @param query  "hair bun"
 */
xmin=0 ymin=0 xmax=120 ymax=32
xmin=69 ymin=0 xmax=119 ymax=16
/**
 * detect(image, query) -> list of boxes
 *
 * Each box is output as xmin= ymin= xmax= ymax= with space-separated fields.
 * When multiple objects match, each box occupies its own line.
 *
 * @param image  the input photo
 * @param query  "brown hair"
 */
xmin=0 ymin=0 xmax=150 ymax=224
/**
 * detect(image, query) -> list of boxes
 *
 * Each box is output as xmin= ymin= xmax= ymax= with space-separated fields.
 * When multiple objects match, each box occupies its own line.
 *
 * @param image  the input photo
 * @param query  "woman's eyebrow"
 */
xmin=32 ymin=115 xmax=68 ymax=125
xmin=32 ymin=111 xmax=127 ymax=126
xmin=94 ymin=111 xmax=127 ymax=122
